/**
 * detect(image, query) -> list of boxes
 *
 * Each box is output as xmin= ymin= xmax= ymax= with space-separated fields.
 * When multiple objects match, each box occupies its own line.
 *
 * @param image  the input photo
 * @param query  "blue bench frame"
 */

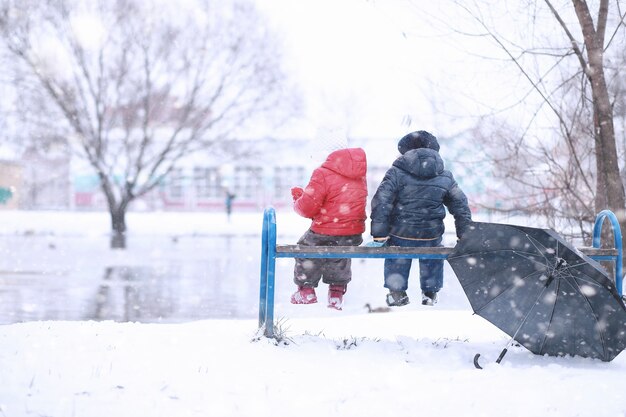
xmin=258 ymin=207 xmax=623 ymax=338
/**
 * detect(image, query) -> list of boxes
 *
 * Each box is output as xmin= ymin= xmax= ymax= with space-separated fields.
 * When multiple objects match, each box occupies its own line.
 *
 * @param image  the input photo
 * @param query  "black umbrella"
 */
xmin=448 ymin=222 xmax=626 ymax=366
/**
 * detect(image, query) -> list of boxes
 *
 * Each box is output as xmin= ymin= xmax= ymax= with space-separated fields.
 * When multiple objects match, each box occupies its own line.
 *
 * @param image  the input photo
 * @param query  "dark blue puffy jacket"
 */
xmin=370 ymin=148 xmax=472 ymax=239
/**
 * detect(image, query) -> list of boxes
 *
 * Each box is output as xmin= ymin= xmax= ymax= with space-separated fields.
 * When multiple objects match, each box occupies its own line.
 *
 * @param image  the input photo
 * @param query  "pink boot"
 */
xmin=328 ymin=284 xmax=347 ymax=310
xmin=290 ymin=286 xmax=318 ymax=304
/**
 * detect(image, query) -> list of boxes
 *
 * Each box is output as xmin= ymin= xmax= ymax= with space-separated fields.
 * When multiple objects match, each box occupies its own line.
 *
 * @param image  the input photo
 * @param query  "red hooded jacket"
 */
xmin=293 ymin=148 xmax=368 ymax=236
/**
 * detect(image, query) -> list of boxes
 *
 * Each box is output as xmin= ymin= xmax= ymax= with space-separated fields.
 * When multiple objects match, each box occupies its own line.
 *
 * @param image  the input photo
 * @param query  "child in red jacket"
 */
xmin=290 ymin=148 xmax=368 ymax=310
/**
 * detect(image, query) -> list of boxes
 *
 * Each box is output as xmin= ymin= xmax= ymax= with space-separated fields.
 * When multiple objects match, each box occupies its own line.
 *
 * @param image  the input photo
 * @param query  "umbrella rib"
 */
xmin=452 ymin=249 xmax=548 ymax=272
xmin=472 ymin=269 xmax=545 ymax=314
xmin=525 ymin=235 xmax=550 ymax=261
xmin=537 ymin=278 xmax=559 ymax=354
xmin=507 ymin=280 xmax=554 ymax=345
xmin=452 ymin=249 xmax=539 ymax=257
xmin=449 ymin=250 xmax=546 ymax=290
xmin=561 ymin=260 xmax=589 ymax=270
xmin=513 ymin=252 xmax=553 ymax=270
xmin=557 ymin=261 xmax=606 ymax=288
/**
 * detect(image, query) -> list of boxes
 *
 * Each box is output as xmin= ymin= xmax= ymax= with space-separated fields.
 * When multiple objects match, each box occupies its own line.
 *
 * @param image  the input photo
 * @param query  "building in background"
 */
xmin=20 ymin=145 xmax=71 ymax=210
xmin=2 ymin=136 xmax=486 ymax=213
xmin=0 ymin=159 xmax=21 ymax=210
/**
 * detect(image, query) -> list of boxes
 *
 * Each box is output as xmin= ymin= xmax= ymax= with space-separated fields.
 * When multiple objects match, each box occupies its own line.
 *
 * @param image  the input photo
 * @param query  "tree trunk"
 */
xmin=110 ymin=207 xmax=127 ymax=249
xmin=573 ymin=0 xmax=626 ymax=275
xmin=99 ymin=174 xmax=131 ymax=249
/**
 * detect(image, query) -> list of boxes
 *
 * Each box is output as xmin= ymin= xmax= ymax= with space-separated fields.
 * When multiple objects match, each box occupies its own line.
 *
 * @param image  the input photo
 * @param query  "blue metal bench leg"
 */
xmin=264 ymin=209 xmax=278 ymax=338
xmin=258 ymin=209 xmax=270 ymax=329
xmin=592 ymin=210 xmax=623 ymax=297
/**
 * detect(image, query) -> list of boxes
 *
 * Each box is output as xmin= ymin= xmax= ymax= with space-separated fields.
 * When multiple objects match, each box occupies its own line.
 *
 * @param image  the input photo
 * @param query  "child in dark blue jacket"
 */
xmin=370 ymin=130 xmax=472 ymax=306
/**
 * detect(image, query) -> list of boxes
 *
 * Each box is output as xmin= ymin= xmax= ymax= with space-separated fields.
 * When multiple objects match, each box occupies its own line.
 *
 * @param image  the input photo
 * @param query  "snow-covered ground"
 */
xmin=1 ymin=209 xmax=625 ymax=417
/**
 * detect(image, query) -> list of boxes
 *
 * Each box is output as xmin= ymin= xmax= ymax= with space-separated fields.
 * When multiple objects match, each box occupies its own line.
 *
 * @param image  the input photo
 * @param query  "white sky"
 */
xmin=254 ymin=0 xmax=508 ymax=140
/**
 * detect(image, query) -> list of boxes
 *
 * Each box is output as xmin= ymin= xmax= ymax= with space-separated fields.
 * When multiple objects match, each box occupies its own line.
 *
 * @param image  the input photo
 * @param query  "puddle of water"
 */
xmin=0 ymin=232 xmax=470 ymax=324
xmin=0 ymin=235 xmax=266 ymax=324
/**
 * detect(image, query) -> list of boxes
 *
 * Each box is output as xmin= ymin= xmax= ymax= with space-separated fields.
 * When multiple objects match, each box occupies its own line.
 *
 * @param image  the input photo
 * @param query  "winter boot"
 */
xmin=421 ymin=291 xmax=438 ymax=306
xmin=290 ymin=286 xmax=318 ymax=304
xmin=328 ymin=284 xmax=347 ymax=310
xmin=386 ymin=290 xmax=410 ymax=307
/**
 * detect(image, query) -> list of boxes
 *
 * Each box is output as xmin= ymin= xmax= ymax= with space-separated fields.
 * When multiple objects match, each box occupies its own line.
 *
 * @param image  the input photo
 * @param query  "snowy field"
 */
xmin=1 ymin=209 xmax=625 ymax=417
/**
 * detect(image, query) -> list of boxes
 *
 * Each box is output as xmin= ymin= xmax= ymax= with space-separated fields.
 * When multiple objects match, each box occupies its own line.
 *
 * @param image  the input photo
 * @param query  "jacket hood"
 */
xmin=321 ymin=148 xmax=367 ymax=179
xmin=393 ymin=148 xmax=444 ymax=179
xmin=397 ymin=130 xmax=440 ymax=154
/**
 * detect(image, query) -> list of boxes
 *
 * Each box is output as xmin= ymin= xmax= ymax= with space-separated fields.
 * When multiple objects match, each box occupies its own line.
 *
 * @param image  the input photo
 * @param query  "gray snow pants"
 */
xmin=293 ymin=229 xmax=363 ymax=288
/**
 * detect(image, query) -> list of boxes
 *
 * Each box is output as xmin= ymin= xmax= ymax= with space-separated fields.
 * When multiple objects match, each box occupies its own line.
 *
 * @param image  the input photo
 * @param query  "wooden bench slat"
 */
xmin=276 ymin=245 xmax=453 ymax=255
xmin=578 ymin=247 xmax=619 ymax=256
xmin=276 ymin=245 xmax=618 ymax=257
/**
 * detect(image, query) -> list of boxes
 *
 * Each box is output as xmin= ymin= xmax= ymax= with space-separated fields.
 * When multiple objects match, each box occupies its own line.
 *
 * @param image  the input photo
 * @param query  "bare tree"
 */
xmin=0 ymin=0 xmax=295 ymax=247
xmin=451 ymin=1 xmax=626 ymax=252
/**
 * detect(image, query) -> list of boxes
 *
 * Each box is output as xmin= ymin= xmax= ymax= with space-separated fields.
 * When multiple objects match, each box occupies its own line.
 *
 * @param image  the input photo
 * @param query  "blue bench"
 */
xmin=258 ymin=208 xmax=623 ymax=338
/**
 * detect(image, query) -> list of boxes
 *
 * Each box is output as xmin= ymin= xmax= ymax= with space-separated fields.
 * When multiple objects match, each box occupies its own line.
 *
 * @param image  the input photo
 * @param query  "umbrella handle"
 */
xmin=473 ymin=348 xmax=508 ymax=369
xmin=473 ymin=353 xmax=483 ymax=369
xmin=496 ymin=348 xmax=508 ymax=364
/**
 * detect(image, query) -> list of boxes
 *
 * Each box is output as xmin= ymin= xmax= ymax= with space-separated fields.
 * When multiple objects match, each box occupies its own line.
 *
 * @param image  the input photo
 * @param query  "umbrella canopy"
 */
xmin=448 ymin=222 xmax=626 ymax=362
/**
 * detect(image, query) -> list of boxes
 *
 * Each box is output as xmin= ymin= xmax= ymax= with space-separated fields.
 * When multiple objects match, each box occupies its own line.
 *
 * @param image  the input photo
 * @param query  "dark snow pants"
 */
xmin=383 ymin=235 xmax=444 ymax=293
xmin=293 ymin=229 xmax=363 ymax=287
